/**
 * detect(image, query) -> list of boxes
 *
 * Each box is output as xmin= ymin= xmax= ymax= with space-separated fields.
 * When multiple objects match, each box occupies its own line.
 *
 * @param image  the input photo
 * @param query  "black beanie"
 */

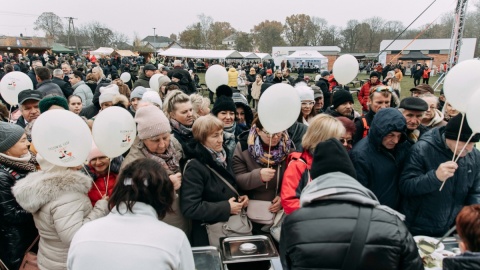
xmin=445 ymin=114 xmax=480 ymax=143
xmin=216 ymin=84 xmax=233 ymax=98
xmin=332 ymin=90 xmax=354 ymax=109
xmin=211 ymin=96 xmax=236 ymax=116
xmin=370 ymin=71 xmax=380 ymax=78
xmin=311 ymin=138 xmax=357 ymax=180
xmin=39 ymin=96 xmax=69 ymax=113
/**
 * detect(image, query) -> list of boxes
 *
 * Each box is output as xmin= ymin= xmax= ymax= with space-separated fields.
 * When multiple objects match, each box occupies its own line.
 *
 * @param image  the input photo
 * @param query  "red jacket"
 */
xmin=358 ymin=80 xmax=382 ymax=111
xmin=280 ymin=150 xmax=313 ymax=214
xmin=87 ymin=169 xmax=117 ymax=205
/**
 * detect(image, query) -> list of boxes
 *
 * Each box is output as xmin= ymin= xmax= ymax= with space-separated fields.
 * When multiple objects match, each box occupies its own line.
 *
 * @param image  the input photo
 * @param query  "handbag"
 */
xmin=246 ymin=165 xmax=282 ymax=225
xmin=204 ymin=165 xmax=252 ymax=248
xmin=19 ymin=235 xmax=40 ymax=270
xmin=270 ymin=209 xmax=285 ymax=242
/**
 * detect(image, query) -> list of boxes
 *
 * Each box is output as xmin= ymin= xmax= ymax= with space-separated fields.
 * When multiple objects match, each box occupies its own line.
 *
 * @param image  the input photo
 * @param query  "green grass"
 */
xmin=196 ymin=71 xmax=441 ymax=112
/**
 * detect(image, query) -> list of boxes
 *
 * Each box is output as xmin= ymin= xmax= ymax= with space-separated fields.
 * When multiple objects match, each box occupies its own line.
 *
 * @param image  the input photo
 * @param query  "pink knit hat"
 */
xmin=87 ymin=142 xmax=106 ymax=163
xmin=135 ymin=105 xmax=171 ymax=139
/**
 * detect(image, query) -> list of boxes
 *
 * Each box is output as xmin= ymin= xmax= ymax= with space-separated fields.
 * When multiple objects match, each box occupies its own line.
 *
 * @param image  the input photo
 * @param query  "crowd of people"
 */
xmin=0 ymin=50 xmax=480 ymax=270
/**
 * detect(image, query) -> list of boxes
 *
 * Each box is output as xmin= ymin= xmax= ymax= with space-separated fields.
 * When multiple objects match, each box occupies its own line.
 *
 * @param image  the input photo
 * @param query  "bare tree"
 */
xmin=34 ymin=12 xmax=64 ymax=39
xmin=284 ymin=14 xmax=313 ymax=46
xmin=341 ymin=20 xmax=363 ymax=52
xmin=306 ymin=17 xmax=328 ymax=46
xmin=198 ymin=13 xmax=213 ymax=49
xmin=169 ymin=33 xmax=178 ymax=42
xmin=111 ymin=31 xmax=130 ymax=49
xmin=235 ymin=32 xmax=253 ymax=52
xmin=251 ymin=20 xmax=286 ymax=53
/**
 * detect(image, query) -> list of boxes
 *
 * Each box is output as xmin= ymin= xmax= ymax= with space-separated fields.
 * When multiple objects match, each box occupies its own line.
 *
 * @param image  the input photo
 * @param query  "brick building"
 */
xmin=378 ymin=38 xmax=477 ymax=71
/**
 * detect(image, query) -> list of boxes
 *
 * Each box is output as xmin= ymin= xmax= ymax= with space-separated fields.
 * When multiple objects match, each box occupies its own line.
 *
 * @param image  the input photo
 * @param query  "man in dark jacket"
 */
xmin=133 ymin=64 xmax=156 ymax=89
xmin=350 ymin=108 xmax=409 ymax=210
xmin=280 ymin=138 xmax=423 ymax=270
xmin=399 ymin=114 xmax=480 ymax=237
xmin=324 ymin=90 xmax=357 ymax=120
xmin=51 ymin=69 xmax=73 ymax=98
xmin=35 ymin=67 xmax=64 ymax=97
xmin=315 ymin=70 xmax=331 ymax=110
xmin=399 ymin=97 xmax=429 ymax=144
xmin=167 ymin=60 xmax=196 ymax=95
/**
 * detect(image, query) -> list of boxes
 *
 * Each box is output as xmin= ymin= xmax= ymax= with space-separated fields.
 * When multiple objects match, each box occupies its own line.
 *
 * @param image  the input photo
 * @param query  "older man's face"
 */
xmin=21 ymin=100 xmax=40 ymax=122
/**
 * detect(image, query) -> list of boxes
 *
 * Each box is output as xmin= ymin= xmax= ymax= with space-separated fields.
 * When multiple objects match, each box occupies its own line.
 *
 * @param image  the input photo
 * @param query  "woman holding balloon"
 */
xmin=232 ymin=115 xmax=292 ymax=233
xmin=121 ymin=105 xmax=189 ymax=235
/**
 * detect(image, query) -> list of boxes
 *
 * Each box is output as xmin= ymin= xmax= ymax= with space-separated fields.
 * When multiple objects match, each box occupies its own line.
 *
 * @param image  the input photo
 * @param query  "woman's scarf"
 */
xmin=223 ymin=122 xmax=237 ymax=159
xmin=170 ymin=118 xmax=193 ymax=137
xmin=247 ymin=125 xmax=291 ymax=166
xmin=141 ymin=143 xmax=179 ymax=174
xmin=0 ymin=152 xmax=37 ymax=172
xmin=203 ymin=145 xmax=227 ymax=168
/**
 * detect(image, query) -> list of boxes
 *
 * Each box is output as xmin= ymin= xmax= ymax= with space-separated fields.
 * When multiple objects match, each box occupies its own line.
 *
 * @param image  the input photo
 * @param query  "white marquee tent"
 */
xmin=239 ymin=52 xmax=260 ymax=59
xmin=90 ymin=47 xmax=115 ymax=56
xmin=256 ymin=53 xmax=272 ymax=60
xmin=159 ymin=48 xmax=244 ymax=59
xmin=285 ymin=50 xmax=328 ymax=70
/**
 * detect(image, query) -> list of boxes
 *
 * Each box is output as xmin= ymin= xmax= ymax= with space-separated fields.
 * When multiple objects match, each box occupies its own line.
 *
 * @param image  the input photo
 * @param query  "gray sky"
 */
xmin=0 ymin=0 xmax=475 ymax=42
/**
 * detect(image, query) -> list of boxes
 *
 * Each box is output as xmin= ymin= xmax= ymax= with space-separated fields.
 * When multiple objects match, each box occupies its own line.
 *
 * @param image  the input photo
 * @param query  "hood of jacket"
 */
xmin=426 ymin=108 xmax=445 ymax=128
xmin=368 ymin=108 xmax=407 ymax=149
xmin=72 ymin=80 xmax=86 ymax=90
xmin=12 ymin=169 xmax=93 ymax=213
xmin=228 ymin=67 xmax=237 ymax=73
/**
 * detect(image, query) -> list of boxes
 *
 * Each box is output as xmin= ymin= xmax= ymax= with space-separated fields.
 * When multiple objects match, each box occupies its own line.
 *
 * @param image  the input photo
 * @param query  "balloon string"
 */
xmin=105 ymin=160 xmax=111 ymax=197
xmin=451 ymin=113 xmax=465 ymax=162
xmin=440 ymin=132 xmax=475 ymax=191
xmin=266 ymin=135 xmax=272 ymax=189
xmin=83 ymin=164 xmax=102 ymax=195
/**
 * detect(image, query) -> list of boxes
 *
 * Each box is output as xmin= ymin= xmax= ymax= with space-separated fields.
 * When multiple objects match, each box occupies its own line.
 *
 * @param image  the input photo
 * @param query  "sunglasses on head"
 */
xmin=371 ymin=86 xmax=393 ymax=93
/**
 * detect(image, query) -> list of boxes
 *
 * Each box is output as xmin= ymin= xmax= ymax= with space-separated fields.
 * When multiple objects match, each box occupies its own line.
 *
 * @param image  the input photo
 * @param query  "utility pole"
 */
xmin=65 ymin=17 xmax=80 ymax=55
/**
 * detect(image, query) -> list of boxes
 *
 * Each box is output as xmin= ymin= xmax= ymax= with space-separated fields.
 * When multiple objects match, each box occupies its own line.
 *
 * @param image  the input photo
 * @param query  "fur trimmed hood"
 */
xmin=12 ymin=169 xmax=93 ymax=213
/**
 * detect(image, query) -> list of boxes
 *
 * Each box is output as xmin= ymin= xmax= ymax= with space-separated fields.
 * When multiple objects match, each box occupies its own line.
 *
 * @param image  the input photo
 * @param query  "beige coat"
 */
xmin=121 ymin=135 xmax=190 ymax=236
xmin=12 ymin=169 xmax=108 ymax=270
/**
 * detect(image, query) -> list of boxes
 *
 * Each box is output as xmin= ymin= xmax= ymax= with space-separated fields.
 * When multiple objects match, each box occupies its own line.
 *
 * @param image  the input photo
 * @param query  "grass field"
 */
xmin=195 ymin=71 xmax=441 ymax=112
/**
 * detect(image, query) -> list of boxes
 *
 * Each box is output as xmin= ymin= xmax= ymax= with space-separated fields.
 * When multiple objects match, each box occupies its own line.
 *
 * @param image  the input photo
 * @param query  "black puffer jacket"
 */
xmin=0 ymin=164 xmax=38 ymax=270
xmin=443 ymin=252 xmax=480 ymax=270
xmin=399 ymin=127 xmax=480 ymax=236
xmin=350 ymin=108 xmax=408 ymax=210
xmin=280 ymin=173 xmax=423 ymax=270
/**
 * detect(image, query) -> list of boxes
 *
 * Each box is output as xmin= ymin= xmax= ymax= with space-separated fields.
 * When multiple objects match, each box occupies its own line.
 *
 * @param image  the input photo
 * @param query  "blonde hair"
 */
xmin=302 ymin=114 xmax=346 ymax=152
xmin=192 ymin=115 xmax=223 ymax=143
xmin=163 ymin=90 xmax=191 ymax=119
xmin=190 ymin=94 xmax=210 ymax=119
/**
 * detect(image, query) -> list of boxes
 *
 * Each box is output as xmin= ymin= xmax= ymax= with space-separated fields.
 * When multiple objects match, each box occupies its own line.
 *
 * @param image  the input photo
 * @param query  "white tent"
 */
xmin=239 ymin=52 xmax=260 ymax=59
xmin=90 ymin=47 xmax=115 ymax=56
xmin=285 ymin=50 xmax=328 ymax=70
xmin=256 ymin=53 xmax=272 ymax=60
xmin=159 ymin=48 xmax=244 ymax=59
xmin=285 ymin=50 xmax=327 ymax=61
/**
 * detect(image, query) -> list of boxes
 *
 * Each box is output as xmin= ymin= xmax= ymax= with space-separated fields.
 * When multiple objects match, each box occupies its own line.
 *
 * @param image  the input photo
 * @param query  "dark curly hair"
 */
xmin=109 ymin=158 xmax=174 ymax=219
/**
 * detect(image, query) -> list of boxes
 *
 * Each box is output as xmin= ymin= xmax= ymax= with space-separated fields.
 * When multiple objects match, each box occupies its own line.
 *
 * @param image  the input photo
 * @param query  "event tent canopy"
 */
xmin=285 ymin=50 xmax=328 ymax=60
xmin=239 ymin=52 xmax=260 ymax=59
xmin=51 ymin=43 xmax=74 ymax=54
xmin=398 ymin=51 xmax=433 ymax=60
xmin=159 ymin=48 xmax=244 ymax=59
xmin=90 ymin=47 xmax=114 ymax=56
xmin=256 ymin=53 xmax=272 ymax=60
xmin=112 ymin=50 xmax=137 ymax=57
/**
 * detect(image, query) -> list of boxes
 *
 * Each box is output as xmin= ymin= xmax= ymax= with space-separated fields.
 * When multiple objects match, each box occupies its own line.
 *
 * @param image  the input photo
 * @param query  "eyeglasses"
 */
xmin=262 ymin=129 xmax=282 ymax=137
xmin=90 ymin=156 xmax=110 ymax=164
xmin=301 ymin=101 xmax=315 ymax=107
xmin=339 ymin=138 xmax=353 ymax=145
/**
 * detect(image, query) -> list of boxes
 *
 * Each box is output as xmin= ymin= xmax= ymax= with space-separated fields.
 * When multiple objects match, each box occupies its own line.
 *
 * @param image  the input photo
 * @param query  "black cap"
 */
xmin=399 ymin=97 xmax=428 ymax=112
xmin=311 ymin=138 xmax=357 ymax=180
xmin=410 ymin=84 xmax=434 ymax=94
xmin=445 ymin=114 xmax=480 ymax=143
xmin=216 ymin=85 xmax=233 ymax=98
xmin=370 ymin=71 xmax=380 ymax=78
xmin=18 ymin=90 xmax=42 ymax=105
xmin=143 ymin=64 xmax=157 ymax=71
xmin=162 ymin=66 xmax=170 ymax=71
xmin=332 ymin=90 xmax=354 ymax=109
xmin=321 ymin=71 xmax=330 ymax=77
xmin=211 ymin=96 xmax=236 ymax=116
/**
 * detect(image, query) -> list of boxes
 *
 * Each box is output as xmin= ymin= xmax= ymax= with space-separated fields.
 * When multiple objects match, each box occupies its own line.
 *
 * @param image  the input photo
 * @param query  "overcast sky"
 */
xmin=0 ymin=0 xmax=475 ymax=41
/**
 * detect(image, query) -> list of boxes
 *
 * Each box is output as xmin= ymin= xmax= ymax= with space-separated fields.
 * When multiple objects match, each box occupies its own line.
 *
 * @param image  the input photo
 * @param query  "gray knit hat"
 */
xmin=135 ymin=105 xmax=171 ymax=139
xmin=0 ymin=122 xmax=25 ymax=153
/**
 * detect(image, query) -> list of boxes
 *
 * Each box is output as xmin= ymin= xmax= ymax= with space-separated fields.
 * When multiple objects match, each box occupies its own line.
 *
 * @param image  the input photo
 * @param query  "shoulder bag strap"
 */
xmin=183 ymin=159 xmax=193 ymax=176
xmin=25 ymin=235 xmax=40 ymax=254
xmin=341 ymin=207 xmax=373 ymax=270
xmin=206 ymin=165 xmax=239 ymax=197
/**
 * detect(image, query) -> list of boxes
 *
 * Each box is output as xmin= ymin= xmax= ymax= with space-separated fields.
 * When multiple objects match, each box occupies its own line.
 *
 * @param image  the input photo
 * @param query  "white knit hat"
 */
xmin=99 ymin=84 xmax=120 ymax=105
xmin=142 ymin=90 xmax=163 ymax=109
xmin=135 ymin=105 xmax=171 ymax=139
xmin=295 ymin=82 xmax=314 ymax=101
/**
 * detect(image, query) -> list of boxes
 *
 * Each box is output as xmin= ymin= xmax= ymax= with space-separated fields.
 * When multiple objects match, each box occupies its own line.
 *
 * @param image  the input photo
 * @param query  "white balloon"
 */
xmin=444 ymin=59 xmax=480 ymax=113
xmin=258 ymin=84 xmax=301 ymax=134
xmin=332 ymin=54 xmax=359 ymax=85
xmin=0 ymin=71 xmax=34 ymax=105
xmin=32 ymin=110 xmax=92 ymax=167
xmin=205 ymin=65 xmax=228 ymax=93
xmin=120 ymin=72 xmax=131 ymax=83
xmin=467 ymin=90 xmax=480 ymax=133
xmin=149 ymin=74 xmax=163 ymax=92
xmin=92 ymin=106 xmax=136 ymax=158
